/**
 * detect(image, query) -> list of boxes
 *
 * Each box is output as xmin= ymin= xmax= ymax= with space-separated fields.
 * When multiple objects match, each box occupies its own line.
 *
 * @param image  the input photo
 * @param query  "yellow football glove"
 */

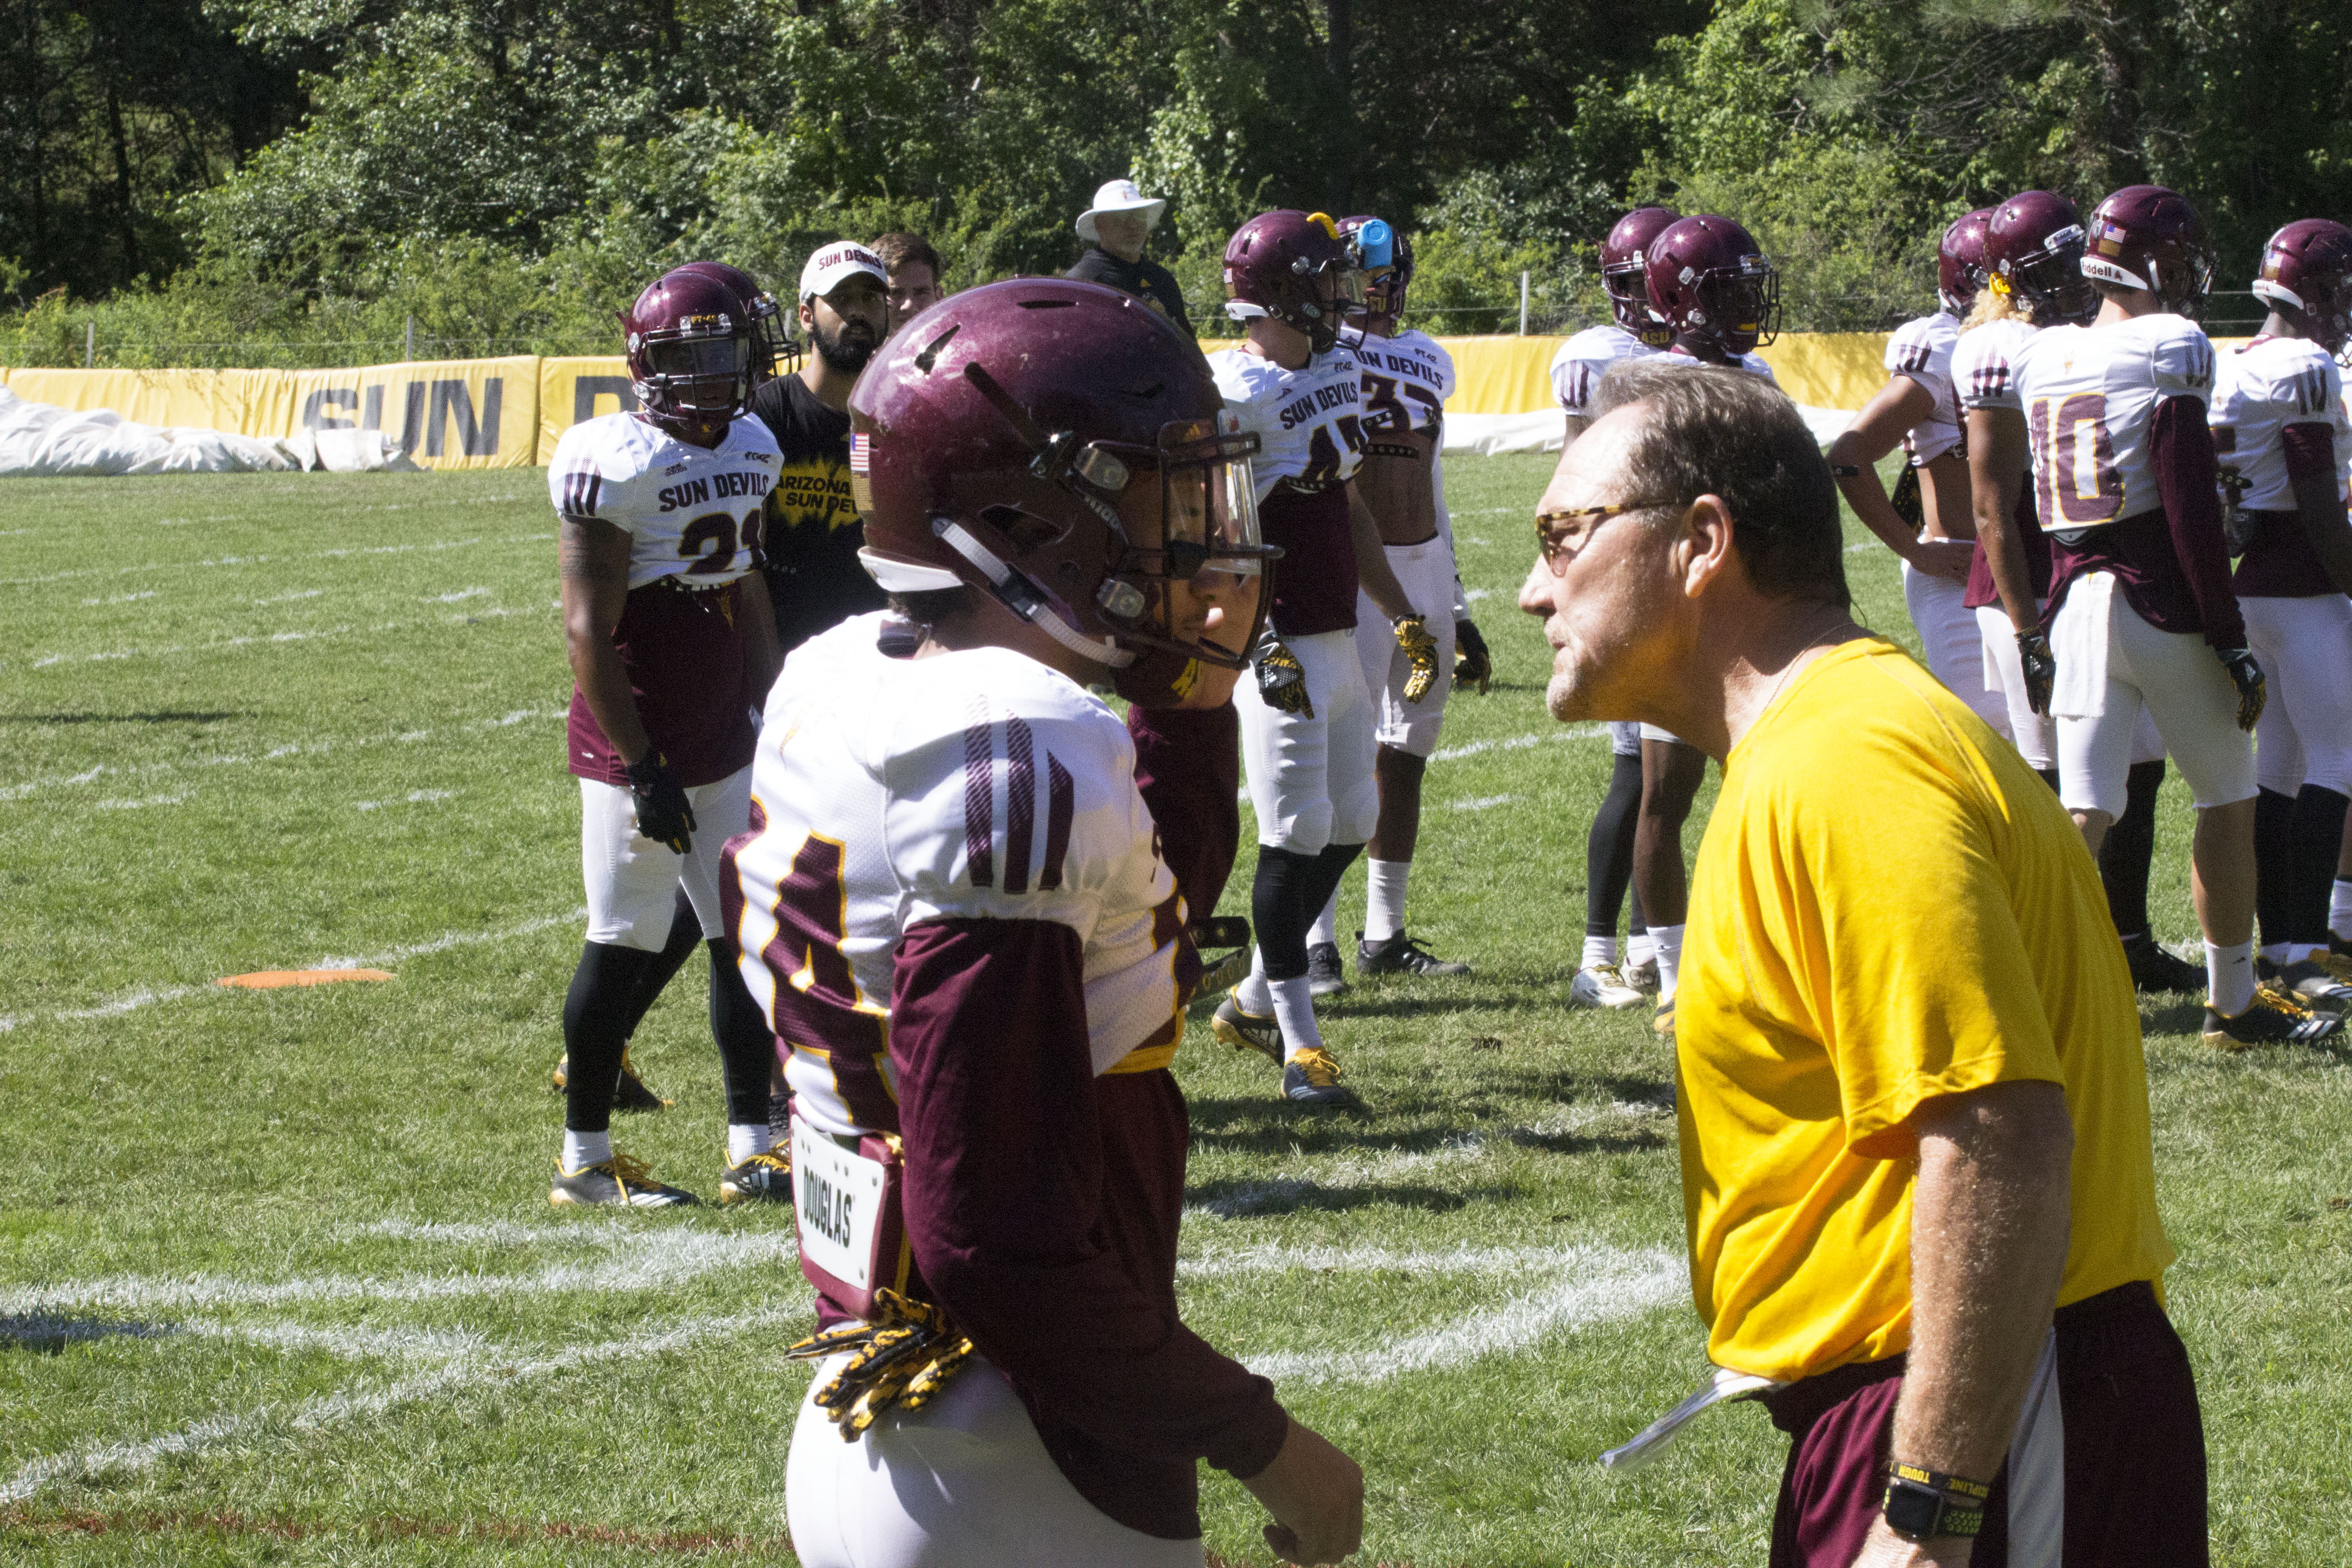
xmin=786 ymin=1288 xmax=975 ymax=1440
xmin=1253 ymin=633 xmax=1313 ymax=718
xmin=1395 ymin=613 xmax=1441 ymax=703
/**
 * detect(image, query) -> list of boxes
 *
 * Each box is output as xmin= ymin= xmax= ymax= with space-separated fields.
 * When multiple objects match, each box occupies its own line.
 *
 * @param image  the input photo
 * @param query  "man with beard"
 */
xmin=753 ymin=241 xmax=895 ymax=653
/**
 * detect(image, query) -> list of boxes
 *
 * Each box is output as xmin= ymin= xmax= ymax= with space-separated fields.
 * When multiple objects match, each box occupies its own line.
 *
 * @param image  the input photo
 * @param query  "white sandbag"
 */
xmin=1443 ymin=402 xmax=1854 ymax=457
xmin=0 ymin=386 xmax=336 ymax=476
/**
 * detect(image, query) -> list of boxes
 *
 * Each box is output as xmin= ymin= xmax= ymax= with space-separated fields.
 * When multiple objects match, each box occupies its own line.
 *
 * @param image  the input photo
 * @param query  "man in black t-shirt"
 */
xmin=1064 ymin=178 xmax=1193 ymax=335
xmin=750 ymin=241 xmax=894 ymax=652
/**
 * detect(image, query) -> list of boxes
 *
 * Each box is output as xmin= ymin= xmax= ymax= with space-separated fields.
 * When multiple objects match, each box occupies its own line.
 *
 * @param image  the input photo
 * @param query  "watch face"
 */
xmin=1883 ymin=1478 xmax=1950 ymax=1541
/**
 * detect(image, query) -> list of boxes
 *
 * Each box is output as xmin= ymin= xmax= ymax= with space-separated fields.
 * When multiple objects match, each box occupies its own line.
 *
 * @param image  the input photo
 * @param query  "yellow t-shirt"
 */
xmin=1678 ymin=637 xmax=2171 ymax=1384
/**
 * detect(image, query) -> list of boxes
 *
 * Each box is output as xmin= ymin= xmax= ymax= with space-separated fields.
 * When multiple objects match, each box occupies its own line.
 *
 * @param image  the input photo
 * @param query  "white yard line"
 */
xmin=31 ymin=599 xmax=548 ymax=667
xmin=1451 ymin=794 xmax=1515 ymax=812
xmin=0 ymin=528 xmax=543 ymax=591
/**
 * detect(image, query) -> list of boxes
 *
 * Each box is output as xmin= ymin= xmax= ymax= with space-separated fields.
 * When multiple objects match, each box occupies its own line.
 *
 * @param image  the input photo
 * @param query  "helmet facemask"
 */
xmin=628 ymin=315 xmax=756 ymax=426
xmin=2006 ymin=226 xmax=2097 ymax=325
xmin=1686 ymin=260 xmax=1780 ymax=355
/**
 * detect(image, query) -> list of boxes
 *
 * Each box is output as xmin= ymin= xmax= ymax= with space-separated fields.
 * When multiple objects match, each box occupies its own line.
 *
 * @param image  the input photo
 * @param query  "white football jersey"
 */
xmin=1952 ymin=318 xmax=2038 ymax=412
xmin=2007 ymin=314 xmax=2216 ymax=531
xmin=1885 ymin=311 xmax=1963 ymax=464
xmin=547 ymin=413 xmax=778 ymax=590
xmin=1207 ymin=346 xmax=1366 ymax=501
xmin=1349 ymin=328 xmax=1454 ymax=436
xmin=2209 ymin=335 xmax=2345 ymax=512
xmin=732 ymin=613 xmax=1187 ymax=1142
xmin=1657 ymin=345 xmax=1778 ymax=382
xmin=1550 ymin=325 xmax=1657 ymax=416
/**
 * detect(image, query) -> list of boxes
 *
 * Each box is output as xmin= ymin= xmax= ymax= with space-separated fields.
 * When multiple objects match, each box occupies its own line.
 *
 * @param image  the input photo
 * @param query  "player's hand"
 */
xmin=2216 ymin=646 xmax=2265 ymax=731
xmin=1905 ymin=538 xmax=1975 ymax=584
xmin=1254 ymin=634 xmax=1314 ymax=718
xmin=1394 ymin=613 xmax=1441 ymax=703
xmin=625 ymin=754 xmax=696 ymax=853
xmin=1846 ymin=1517 xmax=1975 ymax=1568
xmin=1452 ymin=617 xmax=1491 ymax=695
xmin=1240 ymin=1417 xmax=1364 ymax=1565
xmin=2014 ymin=630 xmax=2055 ymax=716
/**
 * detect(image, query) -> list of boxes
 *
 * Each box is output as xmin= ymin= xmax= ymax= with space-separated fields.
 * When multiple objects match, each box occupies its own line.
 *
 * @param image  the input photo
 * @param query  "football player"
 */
xmin=1293 ymin=215 xmax=1478 ymax=993
xmin=1204 ymin=209 xmax=1441 ymax=1105
xmin=1543 ymin=205 xmax=1677 ymax=1010
xmin=1968 ymin=183 xmax=2338 ymax=1046
xmin=2210 ymin=218 xmax=2352 ymax=1005
xmin=727 ymin=277 xmax=1364 ymax=1567
xmin=1826 ymin=210 xmax=2005 ymax=731
xmin=1954 ymin=192 xmax=2203 ymax=996
xmin=543 ymin=265 xmax=795 ymax=1206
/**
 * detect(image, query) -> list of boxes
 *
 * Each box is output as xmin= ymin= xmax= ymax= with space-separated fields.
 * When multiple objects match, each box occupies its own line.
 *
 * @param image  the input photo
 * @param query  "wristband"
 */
xmin=1882 ymin=1460 xmax=1990 ymax=1542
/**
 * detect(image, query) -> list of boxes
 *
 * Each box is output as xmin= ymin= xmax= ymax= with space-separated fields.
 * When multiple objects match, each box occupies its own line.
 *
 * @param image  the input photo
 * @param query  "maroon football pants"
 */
xmin=1761 ymin=1281 xmax=2207 ymax=1567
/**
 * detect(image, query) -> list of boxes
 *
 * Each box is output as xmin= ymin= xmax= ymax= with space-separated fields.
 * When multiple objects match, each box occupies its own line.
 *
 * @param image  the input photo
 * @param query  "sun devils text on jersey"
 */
xmin=726 ymin=612 xmax=1193 ymax=1152
xmin=1349 ymin=328 xmax=1453 ymax=438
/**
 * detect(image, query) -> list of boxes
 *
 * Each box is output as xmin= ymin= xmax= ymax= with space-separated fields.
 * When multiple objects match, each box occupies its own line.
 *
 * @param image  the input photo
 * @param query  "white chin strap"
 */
xmin=931 ymin=519 xmax=1133 ymax=668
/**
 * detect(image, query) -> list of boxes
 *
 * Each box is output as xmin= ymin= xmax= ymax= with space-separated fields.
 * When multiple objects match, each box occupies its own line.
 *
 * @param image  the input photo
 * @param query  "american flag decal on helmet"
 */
xmin=850 ymin=432 xmax=871 ymax=475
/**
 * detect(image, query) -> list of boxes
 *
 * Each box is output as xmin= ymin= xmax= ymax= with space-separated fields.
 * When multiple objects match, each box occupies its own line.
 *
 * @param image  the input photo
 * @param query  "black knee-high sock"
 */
xmin=1585 ymin=751 xmax=1643 ymax=938
xmin=2253 ymin=786 xmax=2298 ymax=951
xmin=617 ymin=887 xmax=703 ymax=1042
xmin=2099 ymin=760 xmax=2166 ymax=940
xmin=1253 ymin=843 xmax=1363 ymax=980
xmin=707 ymin=937 xmax=776 ymax=1129
xmin=2038 ymin=767 xmax=2060 ymax=794
xmin=563 ymin=941 xmax=657 ymax=1134
xmin=2289 ymin=786 xmax=2352 ymax=946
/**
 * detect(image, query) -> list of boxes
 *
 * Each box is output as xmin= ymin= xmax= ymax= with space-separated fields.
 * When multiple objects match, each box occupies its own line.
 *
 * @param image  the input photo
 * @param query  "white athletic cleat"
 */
xmin=1569 ymin=962 xmax=1646 ymax=1010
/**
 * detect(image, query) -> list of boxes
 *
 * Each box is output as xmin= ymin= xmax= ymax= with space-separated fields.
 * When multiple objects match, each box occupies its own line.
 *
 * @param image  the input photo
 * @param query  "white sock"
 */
xmin=2260 ymin=942 xmax=2291 ymax=966
xmin=2207 ymin=939 xmax=2257 ymax=1016
xmin=2334 ymin=877 xmax=2352 ymax=940
xmin=562 ymin=1129 xmax=612 ymax=1173
xmin=727 ymin=1123 xmax=772 ymax=1164
xmin=2288 ymin=943 xmax=2324 ymax=964
xmin=1627 ymin=929 xmax=1654 ymax=968
xmin=1269 ymin=975 xmax=1325 ymax=1061
xmin=1651 ymin=923 xmax=1686 ymax=1002
xmin=1308 ymin=891 xmax=1341 ymax=951
xmin=1236 ymin=950 xmax=1274 ymax=1015
xmin=1364 ymin=859 xmax=1410 ymax=943
xmin=1582 ymin=934 xmax=1615 ymax=971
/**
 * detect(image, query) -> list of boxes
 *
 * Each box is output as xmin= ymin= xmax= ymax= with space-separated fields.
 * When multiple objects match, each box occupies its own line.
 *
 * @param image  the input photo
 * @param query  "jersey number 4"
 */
xmin=2028 ymin=393 xmax=2125 ymax=527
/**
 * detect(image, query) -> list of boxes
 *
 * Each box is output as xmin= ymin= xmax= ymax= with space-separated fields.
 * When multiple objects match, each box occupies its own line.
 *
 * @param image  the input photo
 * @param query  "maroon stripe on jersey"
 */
xmin=962 ymin=709 xmax=994 ymax=889
xmin=1040 ymin=754 xmax=1074 ymax=891
xmin=1003 ymin=715 xmax=1036 ymax=894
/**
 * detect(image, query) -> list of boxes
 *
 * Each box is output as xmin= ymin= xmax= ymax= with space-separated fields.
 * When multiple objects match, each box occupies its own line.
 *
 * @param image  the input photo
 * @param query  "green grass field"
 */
xmin=3 ymin=454 xmax=2349 ymax=1566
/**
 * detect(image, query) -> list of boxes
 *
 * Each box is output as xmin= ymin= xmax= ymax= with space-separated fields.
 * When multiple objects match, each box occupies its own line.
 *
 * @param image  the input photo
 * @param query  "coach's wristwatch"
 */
xmin=1882 ymin=1460 xmax=1990 ymax=1542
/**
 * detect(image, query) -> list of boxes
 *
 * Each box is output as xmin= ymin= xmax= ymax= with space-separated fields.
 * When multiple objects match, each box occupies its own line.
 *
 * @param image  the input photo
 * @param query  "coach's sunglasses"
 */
xmin=1534 ymin=500 xmax=1679 ymax=573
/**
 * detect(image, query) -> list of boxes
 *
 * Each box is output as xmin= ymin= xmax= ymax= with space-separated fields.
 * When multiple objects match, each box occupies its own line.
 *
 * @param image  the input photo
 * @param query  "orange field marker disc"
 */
xmin=215 ymin=968 xmax=396 ymax=990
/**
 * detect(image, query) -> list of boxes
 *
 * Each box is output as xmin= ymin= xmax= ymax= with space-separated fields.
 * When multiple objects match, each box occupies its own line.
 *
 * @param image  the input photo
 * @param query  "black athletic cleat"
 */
xmin=1356 ymin=930 xmax=1471 ymax=978
xmin=1305 ymin=942 xmax=1348 ymax=998
xmin=548 ymin=1049 xmax=672 ymax=1112
xmin=550 ymin=1153 xmax=699 ymax=1208
xmin=719 ymin=1146 xmax=794 ymax=1205
xmin=2122 ymin=935 xmax=2204 ymax=995
xmin=2202 ymin=986 xmax=2343 ymax=1049
xmin=2274 ymin=955 xmax=2352 ymax=1014
xmin=1282 ymin=1045 xmax=1356 ymax=1107
xmin=1210 ymin=997 xmax=1284 ymax=1066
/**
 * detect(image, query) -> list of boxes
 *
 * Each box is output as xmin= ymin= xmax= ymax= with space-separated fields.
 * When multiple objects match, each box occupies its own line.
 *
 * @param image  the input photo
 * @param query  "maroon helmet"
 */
xmin=1223 ymin=209 xmax=1361 ymax=354
xmin=1938 ymin=208 xmax=1994 ymax=317
xmin=850 ymin=278 xmax=1279 ymax=683
xmin=618 ymin=268 xmax=756 ymax=429
xmin=2252 ymin=218 xmax=2352 ymax=354
xmin=1984 ymin=191 xmax=2096 ymax=325
xmin=673 ymin=260 xmax=798 ymax=381
xmin=1646 ymin=214 xmax=1779 ymax=357
xmin=1602 ymin=206 xmax=1679 ymax=344
xmin=2082 ymin=184 xmax=2216 ymax=318
xmin=1338 ymin=215 xmax=1412 ymax=332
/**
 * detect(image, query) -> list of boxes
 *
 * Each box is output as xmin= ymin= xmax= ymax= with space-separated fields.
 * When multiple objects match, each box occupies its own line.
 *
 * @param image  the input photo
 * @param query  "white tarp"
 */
xmin=0 ymin=387 xmax=418 ymax=477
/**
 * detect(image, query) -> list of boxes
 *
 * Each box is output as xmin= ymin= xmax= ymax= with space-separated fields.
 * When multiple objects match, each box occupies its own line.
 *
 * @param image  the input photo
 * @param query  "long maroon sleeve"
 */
xmin=2281 ymin=421 xmax=2337 ymax=484
xmin=2151 ymin=395 xmax=2245 ymax=648
xmin=890 ymin=916 xmax=1289 ymax=1538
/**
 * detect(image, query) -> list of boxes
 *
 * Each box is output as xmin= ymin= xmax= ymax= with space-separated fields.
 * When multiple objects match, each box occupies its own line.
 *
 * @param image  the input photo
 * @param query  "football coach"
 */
xmin=1521 ymin=359 xmax=2207 ymax=1566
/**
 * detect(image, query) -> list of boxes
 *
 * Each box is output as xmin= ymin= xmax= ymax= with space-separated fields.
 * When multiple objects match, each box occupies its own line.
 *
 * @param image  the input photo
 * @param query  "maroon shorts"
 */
xmin=1761 ymin=1281 xmax=2206 ymax=1567
xmin=1127 ymin=702 xmax=1242 ymax=924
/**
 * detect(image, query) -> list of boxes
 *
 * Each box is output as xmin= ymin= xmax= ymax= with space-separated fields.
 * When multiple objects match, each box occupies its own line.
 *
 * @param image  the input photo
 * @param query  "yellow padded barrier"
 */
xmin=538 ymin=357 xmax=637 ymax=465
xmin=287 ymin=357 xmax=539 ymax=469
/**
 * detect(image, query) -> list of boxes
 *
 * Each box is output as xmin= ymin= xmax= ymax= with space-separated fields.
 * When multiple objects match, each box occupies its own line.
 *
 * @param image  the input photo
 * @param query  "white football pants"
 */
xmin=1236 ymin=627 xmax=1378 ymax=853
xmin=1979 ymin=600 xmax=2161 ymax=777
xmin=578 ymin=764 xmax=751 ymax=951
xmin=2242 ymin=594 xmax=2352 ymax=798
xmin=1353 ymin=536 xmax=1458 ymax=758
xmin=785 ymin=1354 xmax=1205 ymax=1568
xmin=1903 ymin=559 xmax=2010 ymax=736
xmin=2050 ymin=574 xmax=2256 ymax=820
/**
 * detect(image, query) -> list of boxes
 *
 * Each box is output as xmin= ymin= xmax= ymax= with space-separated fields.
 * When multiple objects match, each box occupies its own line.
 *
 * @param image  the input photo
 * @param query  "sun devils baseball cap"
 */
xmin=800 ymin=241 xmax=888 ymax=301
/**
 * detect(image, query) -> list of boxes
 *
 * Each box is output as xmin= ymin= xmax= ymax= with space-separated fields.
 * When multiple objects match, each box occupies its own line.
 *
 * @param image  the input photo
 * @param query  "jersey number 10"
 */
xmin=2028 ymin=393 xmax=2126 ymax=528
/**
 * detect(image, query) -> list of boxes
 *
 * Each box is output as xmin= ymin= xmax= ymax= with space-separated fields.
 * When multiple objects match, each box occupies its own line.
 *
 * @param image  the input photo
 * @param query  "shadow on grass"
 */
xmin=1184 ymin=1177 xmax=1519 ymax=1218
xmin=0 ymin=1314 xmax=177 ymax=1354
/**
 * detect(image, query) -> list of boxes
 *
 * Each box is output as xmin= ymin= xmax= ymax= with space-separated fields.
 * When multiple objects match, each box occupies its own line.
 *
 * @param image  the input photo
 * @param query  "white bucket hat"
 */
xmin=1075 ymin=179 xmax=1168 ymax=243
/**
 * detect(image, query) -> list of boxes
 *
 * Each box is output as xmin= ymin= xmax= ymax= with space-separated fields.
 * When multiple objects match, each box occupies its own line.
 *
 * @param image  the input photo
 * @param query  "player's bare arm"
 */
xmin=1240 ymin=1417 xmax=1367 ymax=1566
xmin=558 ymin=514 xmax=652 ymax=764
xmin=1852 ymin=1079 xmax=2073 ymax=1566
xmin=1827 ymin=380 xmax=1973 ymax=582
xmin=1965 ymin=407 xmax=2039 ymax=637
